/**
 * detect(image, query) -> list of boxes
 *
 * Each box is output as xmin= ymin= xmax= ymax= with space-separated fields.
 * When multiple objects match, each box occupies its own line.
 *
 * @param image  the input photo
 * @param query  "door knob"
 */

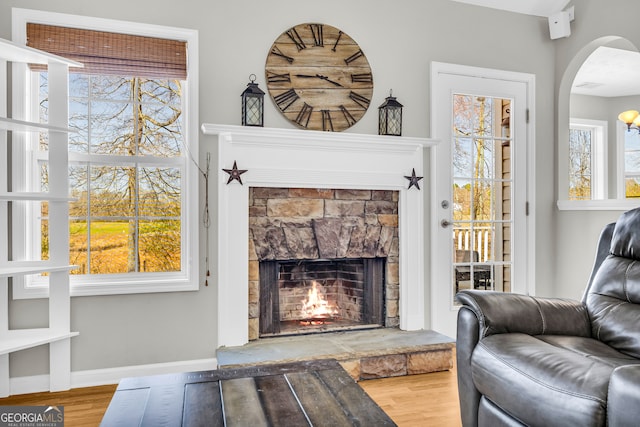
xmin=441 ymin=219 xmax=452 ymax=228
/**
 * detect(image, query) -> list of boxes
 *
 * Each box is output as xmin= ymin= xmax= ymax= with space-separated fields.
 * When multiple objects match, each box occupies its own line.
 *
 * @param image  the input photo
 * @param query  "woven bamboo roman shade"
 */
xmin=26 ymin=23 xmax=187 ymax=79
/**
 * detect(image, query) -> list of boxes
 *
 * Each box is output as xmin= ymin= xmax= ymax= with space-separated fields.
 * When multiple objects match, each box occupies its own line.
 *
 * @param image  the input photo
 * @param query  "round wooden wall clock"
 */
xmin=265 ymin=23 xmax=374 ymax=132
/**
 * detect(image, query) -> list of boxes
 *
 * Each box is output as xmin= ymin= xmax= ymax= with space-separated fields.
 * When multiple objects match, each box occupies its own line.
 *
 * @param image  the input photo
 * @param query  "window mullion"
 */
xmin=86 ymin=162 xmax=92 ymax=275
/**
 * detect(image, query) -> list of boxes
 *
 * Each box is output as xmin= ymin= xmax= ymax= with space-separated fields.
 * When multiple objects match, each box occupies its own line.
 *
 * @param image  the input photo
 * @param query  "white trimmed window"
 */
xmin=568 ymin=118 xmax=607 ymax=200
xmin=619 ymin=122 xmax=640 ymax=198
xmin=12 ymin=9 xmax=199 ymax=297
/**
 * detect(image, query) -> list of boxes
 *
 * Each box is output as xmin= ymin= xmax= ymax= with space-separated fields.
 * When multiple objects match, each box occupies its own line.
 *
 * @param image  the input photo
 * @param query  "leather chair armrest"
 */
xmin=456 ymin=290 xmax=591 ymax=339
xmin=457 ymin=306 xmax=481 ymax=427
xmin=456 ymin=291 xmax=592 ymax=427
xmin=608 ymin=365 xmax=640 ymax=426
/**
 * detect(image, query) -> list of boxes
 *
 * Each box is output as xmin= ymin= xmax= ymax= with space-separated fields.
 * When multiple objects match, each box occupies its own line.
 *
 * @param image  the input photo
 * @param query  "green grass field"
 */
xmin=66 ymin=220 xmax=180 ymax=274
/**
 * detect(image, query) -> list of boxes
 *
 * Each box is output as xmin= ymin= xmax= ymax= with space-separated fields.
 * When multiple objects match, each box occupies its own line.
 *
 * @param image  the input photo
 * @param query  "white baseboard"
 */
xmin=9 ymin=374 xmax=50 ymax=396
xmin=9 ymin=357 xmax=218 ymax=396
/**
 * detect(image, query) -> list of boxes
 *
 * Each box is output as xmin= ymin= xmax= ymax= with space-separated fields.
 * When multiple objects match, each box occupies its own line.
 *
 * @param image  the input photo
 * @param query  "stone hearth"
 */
xmin=217 ymin=328 xmax=455 ymax=381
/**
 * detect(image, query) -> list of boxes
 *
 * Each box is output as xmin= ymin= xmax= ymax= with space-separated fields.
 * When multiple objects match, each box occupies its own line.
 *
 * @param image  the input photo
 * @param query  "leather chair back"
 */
xmin=585 ymin=208 xmax=640 ymax=358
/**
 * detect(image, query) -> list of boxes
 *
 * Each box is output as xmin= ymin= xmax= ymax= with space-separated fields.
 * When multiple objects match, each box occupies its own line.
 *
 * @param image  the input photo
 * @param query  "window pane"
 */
xmin=473 ymin=180 xmax=495 ymax=221
xmin=69 ymin=98 xmax=89 ymax=153
xmin=569 ymin=173 xmax=591 ymax=200
xmin=39 ymin=161 xmax=49 ymax=192
xmin=453 ymin=180 xmax=471 ymax=220
xmin=473 ymin=223 xmax=494 ymax=261
xmin=139 ymin=167 xmax=181 ymax=217
xmin=138 ymin=104 xmax=183 ymax=157
xmin=37 ymin=74 xmax=50 ymax=151
xmin=91 ymin=166 xmax=136 ymax=217
xmin=90 ymin=220 xmax=131 ymax=274
xmin=140 ymin=79 xmax=182 ymax=105
xmin=453 ymin=95 xmax=472 ymax=136
xmin=625 ymin=177 xmax=640 ymax=198
xmin=69 ymin=165 xmax=88 ymax=216
xmin=69 ymin=82 xmax=89 ymax=154
xmin=39 ymin=73 xmax=48 ymax=127
xmin=39 ymin=162 xmax=49 ymax=261
xmin=454 ymin=137 xmax=473 ymax=177
xmin=41 ymin=209 xmax=49 ymax=261
xmin=139 ymin=220 xmax=181 ymax=272
xmin=70 ymin=220 xmax=88 ymax=275
xmin=474 ymin=138 xmax=495 ymax=180
xmin=138 ymin=80 xmax=183 ymax=157
xmin=69 ymin=74 xmax=89 ymax=98
xmin=624 ymin=130 xmax=640 ymax=198
xmin=625 ymin=151 xmax=640 ymax=174
xmin=90 ymin=75 xmax=132 ymax=101
xmin=453 ymin=223 xmax=472 ymax=256
xmin=90 ymin=100 xmax=134 ymax=155
xmin=626 ymin=131 xmax=640 ymax=150
xmin=473 ymin=97 xmax=493 ymax=137
xmin=569 ymin=127 xmax=592 ymax=200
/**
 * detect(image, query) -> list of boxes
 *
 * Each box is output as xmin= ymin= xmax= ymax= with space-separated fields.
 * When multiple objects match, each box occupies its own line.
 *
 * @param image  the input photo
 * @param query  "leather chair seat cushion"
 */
xmin=472 ymin=333 xmax=640 ymax=427
xmin=536 ymin=335 xmax=640 ymax=366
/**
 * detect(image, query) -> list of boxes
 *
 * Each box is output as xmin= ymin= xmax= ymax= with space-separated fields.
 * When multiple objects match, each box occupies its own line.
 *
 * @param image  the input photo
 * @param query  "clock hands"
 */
xmin=295 ymin=73 xmax=343 ymax=87
xmin=316 ymin=75 xmax=343 ymax=87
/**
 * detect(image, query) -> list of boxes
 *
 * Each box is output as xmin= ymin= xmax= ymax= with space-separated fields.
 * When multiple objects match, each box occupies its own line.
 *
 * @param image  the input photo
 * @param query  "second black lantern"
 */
xmin=378 ymin=90 xmax=403 ymax=136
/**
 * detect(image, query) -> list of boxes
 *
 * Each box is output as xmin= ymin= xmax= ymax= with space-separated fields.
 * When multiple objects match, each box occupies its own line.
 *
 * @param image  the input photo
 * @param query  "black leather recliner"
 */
xmin=456 ymin=207 xmax=640 ymax=426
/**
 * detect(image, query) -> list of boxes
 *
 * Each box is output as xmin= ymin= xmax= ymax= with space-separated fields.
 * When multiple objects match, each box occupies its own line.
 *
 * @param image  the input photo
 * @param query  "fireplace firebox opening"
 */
xmin=259 ymin=258 xmax=385 ymax=337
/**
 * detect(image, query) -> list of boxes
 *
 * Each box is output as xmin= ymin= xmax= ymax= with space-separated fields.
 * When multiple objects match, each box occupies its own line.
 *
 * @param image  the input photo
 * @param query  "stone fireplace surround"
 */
xmin=251 ymin=187 xmax=396 ymax=338
xmin=202 ymin=124 xmax=438 ymax=348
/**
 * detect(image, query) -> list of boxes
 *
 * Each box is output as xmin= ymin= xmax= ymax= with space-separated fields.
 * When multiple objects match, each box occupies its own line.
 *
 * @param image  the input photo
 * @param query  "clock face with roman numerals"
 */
xmin=265 ymin=23 xmax=373 ymax=132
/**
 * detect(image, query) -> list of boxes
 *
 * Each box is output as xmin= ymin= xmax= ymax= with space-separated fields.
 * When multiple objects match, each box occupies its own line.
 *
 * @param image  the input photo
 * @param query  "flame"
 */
xmin=300 ymin=281 xmax=338 ymax=319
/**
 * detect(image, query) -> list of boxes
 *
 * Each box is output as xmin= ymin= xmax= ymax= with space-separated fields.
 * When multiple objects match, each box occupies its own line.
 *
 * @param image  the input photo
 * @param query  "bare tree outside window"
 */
xmin=38 ymin=73 xmax=184 ymax=275
xmin=568 ymin=127 xmax=592 ymax=200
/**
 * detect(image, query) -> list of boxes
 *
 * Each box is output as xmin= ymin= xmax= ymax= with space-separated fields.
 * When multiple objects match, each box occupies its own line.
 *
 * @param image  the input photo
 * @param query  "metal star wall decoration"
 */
xmin=405 ymin=168 xmax=423 ymax=190
xmin=223 ymin=161 xmax=248 ymax=185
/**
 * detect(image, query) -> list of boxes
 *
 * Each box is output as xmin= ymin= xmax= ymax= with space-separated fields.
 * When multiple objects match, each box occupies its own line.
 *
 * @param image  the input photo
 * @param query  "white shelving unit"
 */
xmin=0 ymin=37 xmax=81 ymax=397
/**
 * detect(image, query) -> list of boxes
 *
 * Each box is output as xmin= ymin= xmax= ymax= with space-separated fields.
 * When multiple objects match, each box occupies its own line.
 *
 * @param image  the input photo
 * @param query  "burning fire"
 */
xmin=300 ymin=281 xmax=338 ymax=321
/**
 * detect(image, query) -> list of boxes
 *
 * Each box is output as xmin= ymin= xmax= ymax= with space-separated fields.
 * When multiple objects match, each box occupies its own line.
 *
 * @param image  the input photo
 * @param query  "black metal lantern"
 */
xmin=378 ymin=90 xmax=403 ymax=136
xmin=241 ymin=74 xmax=265 ymax=127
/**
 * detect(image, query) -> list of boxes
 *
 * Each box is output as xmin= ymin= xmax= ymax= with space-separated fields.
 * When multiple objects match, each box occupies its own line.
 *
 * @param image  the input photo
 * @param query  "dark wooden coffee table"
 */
xmin=100 ymin=359 xmax=396 ymax=426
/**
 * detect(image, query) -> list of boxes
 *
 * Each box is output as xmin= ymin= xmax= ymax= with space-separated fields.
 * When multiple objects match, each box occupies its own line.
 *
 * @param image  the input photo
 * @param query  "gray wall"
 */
xmin=554 ymin=0 xmax=640 ymax=300
xmin=0 ymin=0 xmax=622 ymax=378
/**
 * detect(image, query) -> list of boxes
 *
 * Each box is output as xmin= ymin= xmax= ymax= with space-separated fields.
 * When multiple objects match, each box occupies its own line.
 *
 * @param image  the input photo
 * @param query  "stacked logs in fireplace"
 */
xmin=259 ymin=258 xmax=385 ymax=337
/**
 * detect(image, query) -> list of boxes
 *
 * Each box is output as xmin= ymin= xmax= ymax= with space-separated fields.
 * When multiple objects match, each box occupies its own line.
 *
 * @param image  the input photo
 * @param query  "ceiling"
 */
xmin=572 ymin=47 xmax=640 ymax=97
xmin=447 ymin=0 xmax=570 ymax=17
xmin=449 ymin=0 xmax=640 ymax=98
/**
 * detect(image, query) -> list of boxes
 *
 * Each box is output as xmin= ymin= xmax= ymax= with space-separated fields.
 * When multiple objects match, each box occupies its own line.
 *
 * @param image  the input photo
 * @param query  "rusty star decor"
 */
xmin=222 ymin=161 xmax=248 ymax=185
xmin=405 ymin=168 xmax=423 ymax=190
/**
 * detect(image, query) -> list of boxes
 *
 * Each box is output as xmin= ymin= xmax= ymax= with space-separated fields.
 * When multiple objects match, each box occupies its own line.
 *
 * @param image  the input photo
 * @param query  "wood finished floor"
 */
xmin=360 ymin=366 xmax=462 ymax=427
xmin=0 ymin=361 xmax=461 ymax=426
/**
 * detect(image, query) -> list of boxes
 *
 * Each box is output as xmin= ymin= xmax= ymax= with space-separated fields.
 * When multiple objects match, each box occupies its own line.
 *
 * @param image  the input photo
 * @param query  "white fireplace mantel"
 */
xmin=201 ymin=124 xmax=438 ymax=348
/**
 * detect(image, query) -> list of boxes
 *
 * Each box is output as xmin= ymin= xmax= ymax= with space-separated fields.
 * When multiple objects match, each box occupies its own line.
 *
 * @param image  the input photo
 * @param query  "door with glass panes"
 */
xmin=431 ymin=63 xmax=532 ymax=339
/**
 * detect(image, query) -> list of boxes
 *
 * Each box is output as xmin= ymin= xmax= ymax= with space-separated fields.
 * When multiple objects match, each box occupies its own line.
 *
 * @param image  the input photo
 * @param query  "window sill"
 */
xmin=557 ymin=199 xmax=640 ymax=211
xmin=12 ymin=274 xmax=199 ymax=299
